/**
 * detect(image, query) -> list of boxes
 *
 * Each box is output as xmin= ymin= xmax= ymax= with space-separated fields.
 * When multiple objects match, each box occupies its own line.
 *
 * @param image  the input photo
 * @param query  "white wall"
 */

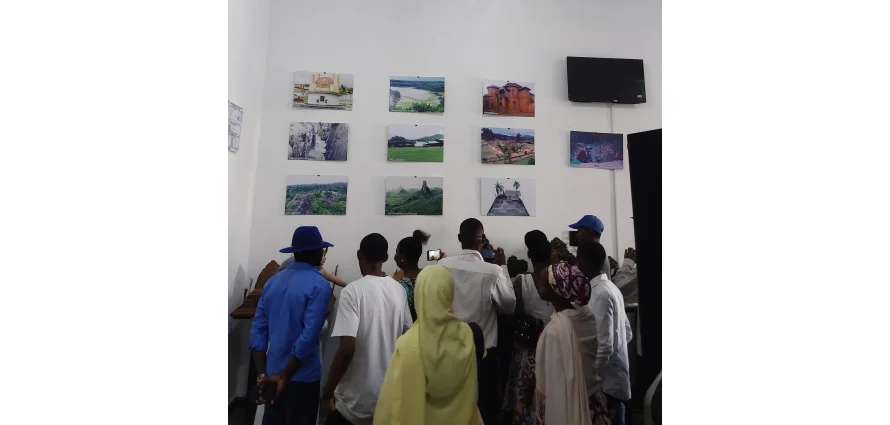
xmin=228 ymin=0 xmax=272 ymax=401
xmin=247 ymin=0 xmax=661 ymax=284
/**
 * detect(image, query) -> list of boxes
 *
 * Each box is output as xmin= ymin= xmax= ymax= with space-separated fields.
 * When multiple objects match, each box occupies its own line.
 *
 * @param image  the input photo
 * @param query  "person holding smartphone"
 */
xmin=393 ymin=229 xmax=430 ymax=280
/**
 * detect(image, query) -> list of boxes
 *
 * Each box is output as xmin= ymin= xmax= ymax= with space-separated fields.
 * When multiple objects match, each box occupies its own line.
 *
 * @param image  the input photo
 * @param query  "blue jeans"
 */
xmin=604 ymin=393 xmax=626 ymax=425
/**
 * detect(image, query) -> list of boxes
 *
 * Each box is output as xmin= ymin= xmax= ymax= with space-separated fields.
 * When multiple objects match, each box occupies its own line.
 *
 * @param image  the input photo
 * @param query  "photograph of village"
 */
xmin=482 ymin=79 xmax=535 ymax=117
xmin=389 ymin=76 xmax=444 ymax=113
xmin=481 ymin=127 xmax=535 ymax=165
xmin=288 ymin=122 xmax=348 ymax=161
xmin=387 ymin=124 xmax=444 ymax=163
xmin=569 ymin=131 xmax=624 ymax=170
xmin=293 ymin=71 xmax=354 ymax=110
xmin=480 ymin=178 xmax=536 ymax=216
xmin=284 ymin=175 xmax=348 ymax=216
xmin=385 ymin=176 xmax=443 ymax=216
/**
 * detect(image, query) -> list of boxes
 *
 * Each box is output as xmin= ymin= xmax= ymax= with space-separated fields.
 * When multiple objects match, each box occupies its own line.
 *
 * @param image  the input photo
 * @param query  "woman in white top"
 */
xmin=500 ymin=231 xmax=555 ymax=425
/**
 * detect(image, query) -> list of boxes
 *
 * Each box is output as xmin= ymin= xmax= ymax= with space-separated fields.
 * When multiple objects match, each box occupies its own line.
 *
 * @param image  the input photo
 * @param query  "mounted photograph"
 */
xmin=480 ymin=177 xmax=536 ymax=216
xmin=287 ymin=122 xmax=348 ymax=161
xmin=569 ymin=131 xmax=624 ymax=170
xmin=482 ymin=79 xmax=535 ymax=117
xmin=389 ymin=76 xmax=445 ymax=113
xmin=387 ymin=124 xmax=444 ymax=163
xmin=481 ymin=127 xmax=535 ymax=165
xmin=293 ymin=71 xmax=354 ymax=110
xmin=284 ymin=175 xmax=348 ymax=216
xmin=385 ymin=176 xmax=444 ymax=216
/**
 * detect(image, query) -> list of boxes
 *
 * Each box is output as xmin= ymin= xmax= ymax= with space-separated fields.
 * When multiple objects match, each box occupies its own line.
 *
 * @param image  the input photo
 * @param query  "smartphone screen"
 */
xmin=427 ymin=249 xmax=441 ymax=261
xmin=481 ymin=249 xmax=495 ymax=259
xmin=569 ymin=231 xmax=579 ymax=247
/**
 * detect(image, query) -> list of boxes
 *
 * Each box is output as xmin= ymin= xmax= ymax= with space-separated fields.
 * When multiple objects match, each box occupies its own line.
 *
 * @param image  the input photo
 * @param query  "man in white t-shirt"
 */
xmin=320 ymin=233 xmax=412 ymax=425
xmin=437 ymin=218 xmax=515 ymax=425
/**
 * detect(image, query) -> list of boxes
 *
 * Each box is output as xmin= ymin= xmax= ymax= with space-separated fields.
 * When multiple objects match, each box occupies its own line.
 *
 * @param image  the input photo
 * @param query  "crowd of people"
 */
xmin=248 ymin=215 xmax=637 ymax=425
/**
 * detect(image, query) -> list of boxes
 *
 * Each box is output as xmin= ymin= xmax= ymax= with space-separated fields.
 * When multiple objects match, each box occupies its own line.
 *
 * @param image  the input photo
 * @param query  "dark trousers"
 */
xmin=604 ymin=393 xmax=626 ymax=425
xmin=478 ymin=352 xmax=500 ymax=425
xmin=262 ymin=380 xmax=320 ymax=425
xmin=324 ymin=410 xmax=355 ymax=425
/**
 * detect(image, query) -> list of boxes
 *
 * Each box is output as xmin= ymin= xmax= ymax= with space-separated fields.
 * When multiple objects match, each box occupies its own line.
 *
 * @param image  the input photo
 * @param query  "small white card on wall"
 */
xmin=228 ymin=101 xmax=243 ymax=153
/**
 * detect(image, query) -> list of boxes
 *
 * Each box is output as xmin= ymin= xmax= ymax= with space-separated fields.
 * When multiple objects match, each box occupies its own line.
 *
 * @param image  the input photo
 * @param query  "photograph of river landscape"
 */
xmin=284 ymin=175 xmax=348 ymax=216
xmin=389 ymin=76 xmax=444 ymax=113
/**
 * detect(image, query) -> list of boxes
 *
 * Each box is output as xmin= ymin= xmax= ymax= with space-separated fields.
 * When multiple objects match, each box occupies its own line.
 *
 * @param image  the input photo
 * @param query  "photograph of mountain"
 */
xmin=385 ymin=176 xmax=443 ymax=216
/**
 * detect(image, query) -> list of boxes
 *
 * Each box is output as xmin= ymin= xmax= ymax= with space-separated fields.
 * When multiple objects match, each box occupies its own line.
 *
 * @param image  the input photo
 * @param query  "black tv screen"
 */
xmin=567 ymin=56 xmax=646 ymax=104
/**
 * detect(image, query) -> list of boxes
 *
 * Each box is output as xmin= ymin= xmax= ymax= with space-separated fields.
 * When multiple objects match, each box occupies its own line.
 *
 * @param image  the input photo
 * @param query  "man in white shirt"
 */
xmin=321 ymin=233 xmax=413 ymax=425
xmin=576 ymin=241 xmax=633 ymax=425
xmin=437 ymin=218 xmax=515 ymax=425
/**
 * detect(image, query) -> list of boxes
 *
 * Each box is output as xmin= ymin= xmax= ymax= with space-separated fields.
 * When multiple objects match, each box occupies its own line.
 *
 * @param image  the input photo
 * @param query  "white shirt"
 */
xmin=330 ymin=275 xmax=413 ymax=425
xmin=514 ymin=273 xmax=553 ymax=323
xmin=437 ymin=249 xmax=516 ymax=348
xmin=588 ymin=273 xmax=633 ymax=400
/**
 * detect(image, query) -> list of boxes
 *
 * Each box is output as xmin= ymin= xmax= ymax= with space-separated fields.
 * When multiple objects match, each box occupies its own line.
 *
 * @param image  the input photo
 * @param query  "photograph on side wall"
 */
xmin=389 ymin=76 xmax=445 ymax=113
xmin=288 ymin=122 xmax=348 ymax=161
xmin=480 ymin=177 xmax=537 ymax=217
xmin=481 ymin=127 xmax=535 ymax=165
xmin=569 ymin=131 xmax=624 ymax=170
xmin=228 ymin=101 xmax=243 ymax=153
xmin=482 ymin=79 xmax=535 ymax=117
xmin=284 ymin=175 xmax=348 ymax=216
xmin=293 ymin=71 xmax=354 ymax=110
xmin=387 ymin=124 xmax=444 ymax=163
xmin=385 ymin=176 xmax=443 ymax=216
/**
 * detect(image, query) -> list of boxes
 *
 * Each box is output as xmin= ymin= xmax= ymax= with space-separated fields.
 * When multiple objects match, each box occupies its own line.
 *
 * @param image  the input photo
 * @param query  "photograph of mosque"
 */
xmin=293 ymin=71 xmax=354 ymax=110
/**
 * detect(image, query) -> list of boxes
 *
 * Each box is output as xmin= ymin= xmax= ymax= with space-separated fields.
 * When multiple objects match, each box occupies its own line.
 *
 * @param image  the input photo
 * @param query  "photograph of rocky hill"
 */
xmin=283 ymin=175 xmax=348 ymax=216
xmin=385 ymin=176 xmax=443 ymax=216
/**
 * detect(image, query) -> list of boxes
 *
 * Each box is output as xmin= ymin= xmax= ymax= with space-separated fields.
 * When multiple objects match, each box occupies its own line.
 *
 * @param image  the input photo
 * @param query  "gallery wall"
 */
xmin=228 ymin=0 xmax=271 ymax=402
xmin=247 ymin=0 xmax=661 ymax=284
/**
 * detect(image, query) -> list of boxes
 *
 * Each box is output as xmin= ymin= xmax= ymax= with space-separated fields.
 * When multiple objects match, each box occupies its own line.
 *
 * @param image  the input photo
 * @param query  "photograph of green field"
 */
xmin=481 ymin=127 xmax=535 ymax=165
xmin=387 ymin=124 xmax=444 ymax=163
xmin=385 ymin=176 xmax=443 ymax=216
xmin=283 ymin=175 xmax=348 ymax=216
xmin=389 ymin=76 xmax=444 ymax=113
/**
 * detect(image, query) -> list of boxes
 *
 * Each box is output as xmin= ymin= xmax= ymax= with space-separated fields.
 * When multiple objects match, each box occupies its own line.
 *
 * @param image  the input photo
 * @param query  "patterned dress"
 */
xmin=398 ymin=276 xmax=417 ymax=322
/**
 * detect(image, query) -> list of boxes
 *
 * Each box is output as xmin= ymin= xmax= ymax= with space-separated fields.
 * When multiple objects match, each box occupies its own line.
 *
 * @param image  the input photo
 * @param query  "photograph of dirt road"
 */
xmin=481 ymin=127 xmax=534 ymax=165
xmin=284 ymin=175 xmax=348 ymax=216
xmin=480 ymin=177 xmax=536 ymax=216
xmin=288 ymin=122 xmax=348 ymax=161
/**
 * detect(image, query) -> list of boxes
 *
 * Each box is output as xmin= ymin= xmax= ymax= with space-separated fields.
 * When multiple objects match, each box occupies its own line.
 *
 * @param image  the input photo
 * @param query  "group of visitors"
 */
xmin=248 ymin=215 xmax=635 ymax=425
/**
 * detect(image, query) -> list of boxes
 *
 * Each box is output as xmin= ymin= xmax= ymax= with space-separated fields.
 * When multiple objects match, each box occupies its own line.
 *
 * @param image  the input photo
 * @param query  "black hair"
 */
xmin=293 ymin=249 xmax=324 ymax=267
xmin=524 ymin=230 xmax=550 ymax=264
xmin=359 ymin=233 xmax=389 ymax=262
xmin=412 ymin=229 xmax=430 ymax=244
xmin=577 ymin=242 xmax=606 ymax=273
xmin=397 ymin=235 xmax=423 ymax=265
xmin=459 ymin=218 xmax=484 ymax=242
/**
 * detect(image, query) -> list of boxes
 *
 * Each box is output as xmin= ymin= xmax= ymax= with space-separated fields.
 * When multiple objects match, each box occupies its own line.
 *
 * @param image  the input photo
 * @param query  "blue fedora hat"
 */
xmin=280 ymin=226 xmax=334 ymax=253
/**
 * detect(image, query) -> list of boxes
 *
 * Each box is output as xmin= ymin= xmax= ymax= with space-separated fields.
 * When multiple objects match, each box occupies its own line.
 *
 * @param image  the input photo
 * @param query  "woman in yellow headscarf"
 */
xmin=373 ymin=265 xmax=484 ymax=425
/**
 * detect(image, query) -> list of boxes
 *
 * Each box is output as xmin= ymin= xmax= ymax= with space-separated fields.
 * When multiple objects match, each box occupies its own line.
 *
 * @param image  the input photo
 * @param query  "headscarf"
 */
xmin=547 ymin=262 xmax=592 ymax=306
xmin=374 ymin=266 xmax=483 ymax=425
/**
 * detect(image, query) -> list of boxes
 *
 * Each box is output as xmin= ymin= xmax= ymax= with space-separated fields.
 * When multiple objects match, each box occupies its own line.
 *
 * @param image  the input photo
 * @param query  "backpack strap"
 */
xmin=467 ymin=322 xmax=484 ymax=365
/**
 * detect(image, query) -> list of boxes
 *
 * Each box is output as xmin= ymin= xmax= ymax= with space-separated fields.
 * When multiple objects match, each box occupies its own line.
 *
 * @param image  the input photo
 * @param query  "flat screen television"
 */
xmin=567 ymin=56 xmax=646 ymax=104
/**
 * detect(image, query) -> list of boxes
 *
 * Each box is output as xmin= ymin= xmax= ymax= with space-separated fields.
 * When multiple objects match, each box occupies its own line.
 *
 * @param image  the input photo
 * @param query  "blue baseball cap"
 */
xmin=568 ymin=215 xmax=604 ymax=234
xmin=280 ymin=226 xmax=334 ymax=253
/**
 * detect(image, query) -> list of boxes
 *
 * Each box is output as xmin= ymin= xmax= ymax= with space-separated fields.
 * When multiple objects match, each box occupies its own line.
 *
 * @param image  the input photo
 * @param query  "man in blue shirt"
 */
xmin=249 ymin=226 xmax=333 ymax=425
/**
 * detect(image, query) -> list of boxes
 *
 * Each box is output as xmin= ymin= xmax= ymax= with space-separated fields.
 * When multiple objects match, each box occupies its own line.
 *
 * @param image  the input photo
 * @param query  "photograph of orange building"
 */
xmin=482 ymin=80 xmax=535 ymax=117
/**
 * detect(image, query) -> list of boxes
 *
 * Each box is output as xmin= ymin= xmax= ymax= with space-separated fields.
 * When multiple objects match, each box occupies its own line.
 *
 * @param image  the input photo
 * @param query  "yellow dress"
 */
xmin=373 ymin=266 xmax=483 ymax=425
